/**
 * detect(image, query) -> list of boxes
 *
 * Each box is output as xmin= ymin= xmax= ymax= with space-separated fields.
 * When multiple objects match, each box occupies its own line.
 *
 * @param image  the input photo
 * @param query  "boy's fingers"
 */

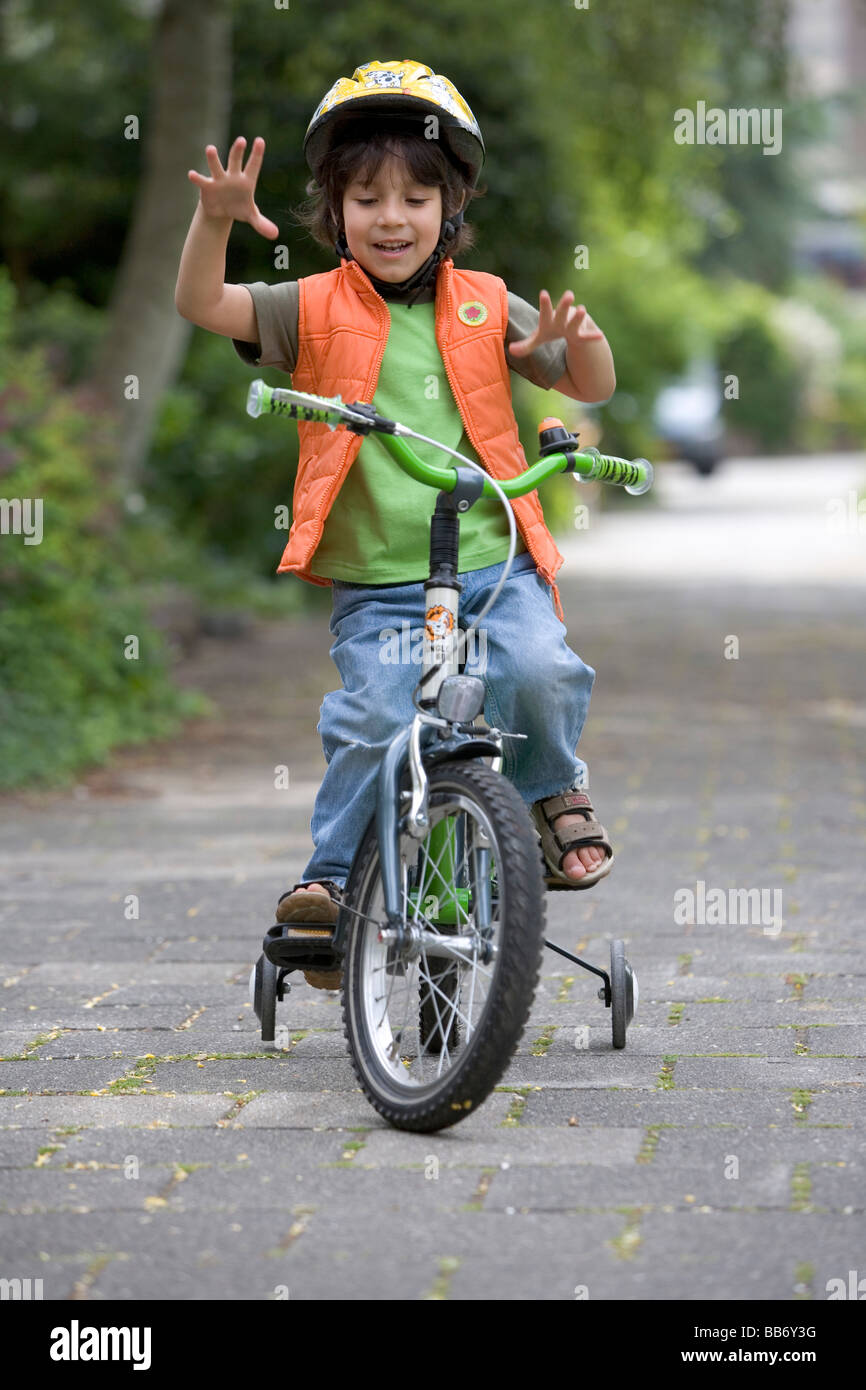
xmin=203 ymin=145 xmax=224 ymax=177
xmin=244 ymin=136 xmax=266 ymax=181
xmin=226 ymin=135 xmax=247 ymax=175
xmin=251 ymin=209 xmax=279 ymax=239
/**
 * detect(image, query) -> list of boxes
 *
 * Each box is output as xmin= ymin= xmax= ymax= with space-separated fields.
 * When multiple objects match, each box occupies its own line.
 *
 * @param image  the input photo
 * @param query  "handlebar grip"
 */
xmin=578 ymin=448 xmax=653 ymax=495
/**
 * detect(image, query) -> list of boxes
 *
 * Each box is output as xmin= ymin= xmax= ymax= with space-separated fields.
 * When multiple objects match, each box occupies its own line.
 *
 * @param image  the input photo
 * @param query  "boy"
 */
xmin=175 ymin=61 xmax=616 ymax=988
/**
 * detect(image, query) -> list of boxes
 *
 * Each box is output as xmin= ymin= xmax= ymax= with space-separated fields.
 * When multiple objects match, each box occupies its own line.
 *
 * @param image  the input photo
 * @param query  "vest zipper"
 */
xmin=436 ymin=264 xmax=558 ymax=595
xmin=306 ymin=262 xmax=391 ymax=557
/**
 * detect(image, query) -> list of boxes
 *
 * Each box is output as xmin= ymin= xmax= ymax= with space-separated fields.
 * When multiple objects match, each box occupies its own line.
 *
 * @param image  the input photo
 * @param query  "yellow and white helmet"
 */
xmin=304 ymin=59 xmax=485 ymax=185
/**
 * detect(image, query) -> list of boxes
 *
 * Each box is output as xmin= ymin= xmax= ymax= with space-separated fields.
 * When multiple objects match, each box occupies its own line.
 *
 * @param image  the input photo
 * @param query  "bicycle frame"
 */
xmin=329 ymin=431 xmax=509 ymax=952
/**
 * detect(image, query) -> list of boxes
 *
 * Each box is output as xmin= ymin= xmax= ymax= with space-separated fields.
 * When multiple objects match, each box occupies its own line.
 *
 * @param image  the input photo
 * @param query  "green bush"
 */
xmin=0 ymin=269 xmax=206 ymax=790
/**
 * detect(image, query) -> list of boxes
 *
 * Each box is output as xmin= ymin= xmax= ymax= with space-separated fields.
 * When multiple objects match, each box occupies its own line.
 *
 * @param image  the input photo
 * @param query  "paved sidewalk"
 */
xmin=1 ymin=462 xmax=864 ymax=1301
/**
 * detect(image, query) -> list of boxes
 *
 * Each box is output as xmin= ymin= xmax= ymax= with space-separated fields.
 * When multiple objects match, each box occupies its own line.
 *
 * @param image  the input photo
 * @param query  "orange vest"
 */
xmin=279 ymin=256 xmax=566 ymax=621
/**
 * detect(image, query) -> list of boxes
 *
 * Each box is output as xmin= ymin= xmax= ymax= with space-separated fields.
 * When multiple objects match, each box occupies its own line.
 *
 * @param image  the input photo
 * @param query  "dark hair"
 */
xmin=293 ymin=130 xmax=483 ymax=258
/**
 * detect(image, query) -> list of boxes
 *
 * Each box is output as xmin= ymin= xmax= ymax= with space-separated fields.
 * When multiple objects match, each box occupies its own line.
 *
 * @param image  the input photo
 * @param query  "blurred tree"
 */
xmin=2 ymin=0 xmax=822 ymax=561
xmin=88 ymin=0 xmax=232 ymax=486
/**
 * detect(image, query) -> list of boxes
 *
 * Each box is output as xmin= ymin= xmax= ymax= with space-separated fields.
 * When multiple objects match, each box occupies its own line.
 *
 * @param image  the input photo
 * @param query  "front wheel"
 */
xmin=342 ymin=760 xmax=546 ymax=1132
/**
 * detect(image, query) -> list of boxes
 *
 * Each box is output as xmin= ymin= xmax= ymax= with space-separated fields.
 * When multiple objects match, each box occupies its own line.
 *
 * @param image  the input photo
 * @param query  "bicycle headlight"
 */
xmin=437 ymin=675 xmax=485 ymax=723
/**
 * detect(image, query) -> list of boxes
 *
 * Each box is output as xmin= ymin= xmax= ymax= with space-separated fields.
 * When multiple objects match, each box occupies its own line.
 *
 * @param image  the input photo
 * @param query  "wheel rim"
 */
xmin=610 ymin=939 xmax=627 ymax=1048
xmin=354 ymin=791 xmax=504 ymax=1093
xmin=626 ymin=962 xmax=638 ymax=1024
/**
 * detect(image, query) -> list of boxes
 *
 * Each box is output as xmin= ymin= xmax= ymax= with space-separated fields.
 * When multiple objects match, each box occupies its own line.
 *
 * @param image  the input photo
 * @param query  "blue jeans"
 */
xmin=301 ymin=552 xmax=595 ymax=889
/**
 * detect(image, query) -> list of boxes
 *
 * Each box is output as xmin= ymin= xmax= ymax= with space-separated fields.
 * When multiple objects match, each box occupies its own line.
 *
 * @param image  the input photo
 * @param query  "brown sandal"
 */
xmin=275 ymin=881 xmax=344 ymax=990
xmin=530 ymin=790 xmax=614 ymax=891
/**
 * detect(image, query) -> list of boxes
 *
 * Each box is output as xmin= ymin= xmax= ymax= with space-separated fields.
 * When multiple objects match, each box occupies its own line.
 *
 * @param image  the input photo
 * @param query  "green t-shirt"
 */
xmin=234 ymin=272 xmax=572 ymax=585
xmin=310 ymin=301 xmax=525 ymax=582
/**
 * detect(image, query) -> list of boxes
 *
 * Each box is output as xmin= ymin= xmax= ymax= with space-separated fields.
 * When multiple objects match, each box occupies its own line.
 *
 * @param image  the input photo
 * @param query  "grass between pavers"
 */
xmin=793 ymin=1261 xmax=815 ymax=1300
xmin=791 ymin=1088 xmax=813 ymax=1123
xmin=263 ymin=1210 xmax=314 ymax=1258
xmin=325 ymin=1134 xmax=368 ymax=1168
xmin=656 ymin=1056 xmax=678 ymax=1090
xmin=636 ymin=1124 xmax=667 ymax=1164
xmin=24 ymin=1051 xmax=295 ymax=1099
xmin=67 ymin=1254 xmax=116 ymax=1299
xmin=555 ymin=975 xmax=576 ymax=1002
xmin=422 ymin=1255 xmax=461 ymax=1300
xmin=497 ymin=1085 xmax=535 ymax=1126
xmin=608 ymin=1207 xmax=645 ymax=1260
xmin=462 ymin=1167 xmax=496 ymax=1211
xmin=0 ymin=1028 xmax=63 ymax=1061
xmin=667 ymin=1002 xmax=685 ymax=1026
xmin=530 ymin=1025 xmax=557 ymax=1057
xmin=217 ymin=1091 xmax=261 ymax=1127
xmin=785 ymin=973 xmax=810 ymax=999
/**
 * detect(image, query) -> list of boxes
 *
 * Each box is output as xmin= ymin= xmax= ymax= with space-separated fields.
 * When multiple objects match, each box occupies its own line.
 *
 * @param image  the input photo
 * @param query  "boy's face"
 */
xmin=342 ymin=155 xmax=444 ymax=282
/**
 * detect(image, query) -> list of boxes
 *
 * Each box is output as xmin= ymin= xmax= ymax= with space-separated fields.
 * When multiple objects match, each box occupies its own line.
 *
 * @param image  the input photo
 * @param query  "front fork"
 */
xmin=331 ymin=484 xmax=508 ymax=953
xmin=339 ymin=718 xmax=503 ymax=948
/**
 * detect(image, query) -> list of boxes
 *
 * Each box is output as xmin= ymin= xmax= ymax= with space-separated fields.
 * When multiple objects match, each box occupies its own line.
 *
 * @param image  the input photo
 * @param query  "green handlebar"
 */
xmin=246 ymin=380 xmax=653 ymax=497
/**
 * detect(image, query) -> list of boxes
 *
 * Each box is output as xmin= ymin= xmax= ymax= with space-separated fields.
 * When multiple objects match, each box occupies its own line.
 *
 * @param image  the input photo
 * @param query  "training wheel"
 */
xmin=250 ymin=953 xmax=277 ymax=1047
xmin=609 ymin=939 xmax=638 ymax=1049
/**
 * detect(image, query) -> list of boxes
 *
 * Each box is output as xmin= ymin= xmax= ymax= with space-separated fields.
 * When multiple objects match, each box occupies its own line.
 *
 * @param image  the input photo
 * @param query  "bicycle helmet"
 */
xmin=304 ymin=60 xmax=485 ymax=300
xmin=305 ymin=59 xmax=484 ymax=185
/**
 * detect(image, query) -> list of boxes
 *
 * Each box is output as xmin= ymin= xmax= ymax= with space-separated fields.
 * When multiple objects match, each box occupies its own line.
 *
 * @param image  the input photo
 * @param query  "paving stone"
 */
xmin=289 ymin=1031 xmax=350 ymax=1059
xmin=0 ymin=1032 xmax=49 ymax=1059
xmin=0 ymin=1094 xmax=229 ymax=1129
xmin=631 ymin=1211 xmax=863 ymax=1301
xmin=0 ymin=1131 xmax=47 ymax=1167
xmin=148 ymin=1058 xmax=358 ymax=1093
xmin=805 ymin=1092 xmax=866 ymax=1125
xmin=0 ymin=1060 xmax=134 ymax=1094
xmin=672 ymin=1058 xmax=865 ymax=1088
xmin=805 ymin=1027 xmax=866 ymax=1057
xmin=34 ymin=1126 xmax=351 ymax=1170
xmin=238 ymin=1092 xmax=386 ymax=1130
xmin=0 ymin=1168 xmax=170 ymax=1213
xmin=499 ymin=1052 xmax=661 ymax=1089
xmin=653 ymin=1127 xmax=866 ymax=1167
xmin=0 ymin=1007 xmax=199 ymax=1032
xmin=358 ymin=1125 xmax=644 ymax=1168
xmin=609 ymin=1025 xmax=800 ymax=1057
xmin=807 ymin=1164 xmax=864 ymax=1212
xmin=138 ymin=1161 xmax=479 ymax=1215
xmin=519 ymin=1089 xmax=806 ymax=1127
xmin=484 ymin=1159 xmax=792 ymax=1211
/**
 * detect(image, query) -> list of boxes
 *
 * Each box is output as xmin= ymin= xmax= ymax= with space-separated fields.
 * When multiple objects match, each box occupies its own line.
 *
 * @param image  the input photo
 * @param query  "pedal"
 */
xmin=263 ymin=920 xmax=343 ymax=971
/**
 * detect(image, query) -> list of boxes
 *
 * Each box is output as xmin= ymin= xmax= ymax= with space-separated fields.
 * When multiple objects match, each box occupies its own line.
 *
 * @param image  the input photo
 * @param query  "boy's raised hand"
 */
xmin=188 ymin=136 xmax=279 ymax=239
xmin=508 ymin=290 xmax=604 ymax=357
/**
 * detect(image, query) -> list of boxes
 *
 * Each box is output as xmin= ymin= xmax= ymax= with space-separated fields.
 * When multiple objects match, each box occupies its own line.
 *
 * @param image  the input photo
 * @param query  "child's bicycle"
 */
xmin=245 ymin=380 xmax=652 ymax=1132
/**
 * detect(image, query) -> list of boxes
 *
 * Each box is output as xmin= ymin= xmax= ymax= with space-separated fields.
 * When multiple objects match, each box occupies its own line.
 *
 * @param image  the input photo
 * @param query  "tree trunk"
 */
xmin=89 ymin=0 xmax=231 ymax=490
